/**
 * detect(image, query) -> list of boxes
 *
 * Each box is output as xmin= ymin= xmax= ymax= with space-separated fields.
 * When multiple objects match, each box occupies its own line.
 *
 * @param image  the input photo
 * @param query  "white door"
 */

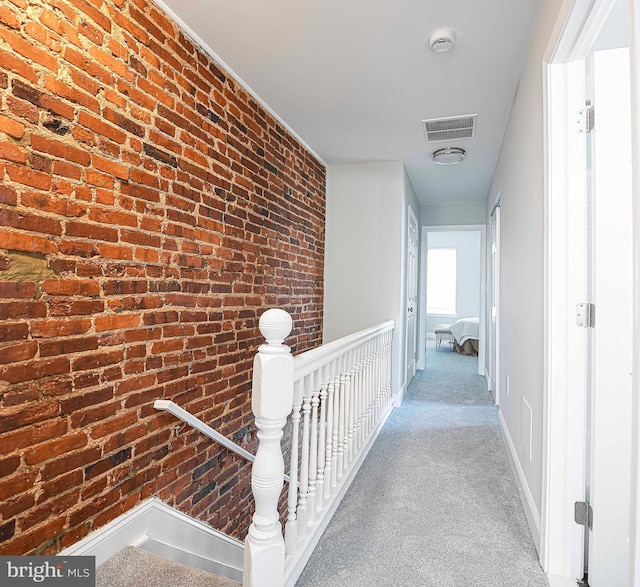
xmin=543 ymin=1 xmax=637 ymax=581
xmin=489 ymin=205 xmax=500 ymax=404
xmin=405 ymin=207 xmax=418 ymax=384
xmin=587 ymin=45 xmax=633 ymax=587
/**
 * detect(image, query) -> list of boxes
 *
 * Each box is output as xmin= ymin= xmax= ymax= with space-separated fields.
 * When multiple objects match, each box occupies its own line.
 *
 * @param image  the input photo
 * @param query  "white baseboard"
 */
xmin=546 ymin=573 xmax=579 ymax=587
xmin=393 ymin=382 xmax=406 ymax=407
xmin=60 ymin=497 xmax=243 ymax=582
xmin=498 ymin=410 xmax=542 ymax=552
xmin=283 ymin=401 xmax=394 ymax=587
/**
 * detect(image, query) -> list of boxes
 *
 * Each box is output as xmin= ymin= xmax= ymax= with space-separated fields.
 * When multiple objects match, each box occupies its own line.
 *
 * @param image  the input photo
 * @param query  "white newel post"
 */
xmin=243 ymin=309 xmax=294 ymax=587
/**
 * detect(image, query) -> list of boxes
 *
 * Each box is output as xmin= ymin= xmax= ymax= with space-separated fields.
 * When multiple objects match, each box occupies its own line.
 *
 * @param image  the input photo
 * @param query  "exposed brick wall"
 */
xmin=0 ymin=0 xmax=325 ymax=555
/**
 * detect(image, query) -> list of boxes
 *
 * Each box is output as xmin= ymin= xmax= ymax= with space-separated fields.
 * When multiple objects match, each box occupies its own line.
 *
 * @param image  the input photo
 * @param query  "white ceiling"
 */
xmin=159 ymin=0 xmax=541 ymax=206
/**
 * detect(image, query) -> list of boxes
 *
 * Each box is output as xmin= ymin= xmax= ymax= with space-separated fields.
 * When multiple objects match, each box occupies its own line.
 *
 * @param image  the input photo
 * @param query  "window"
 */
xmin=426 ymin=248 xmax=457 ymax=315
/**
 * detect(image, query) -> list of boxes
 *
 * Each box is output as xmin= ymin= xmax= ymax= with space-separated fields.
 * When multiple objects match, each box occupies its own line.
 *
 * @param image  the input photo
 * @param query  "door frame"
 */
xmin=542 ymin=0 xmax=640 ymax=582
xmin=489 ymin=202 xmax=501 ymax=405
xmin=418 ymin=224 xmax=486 ymax=377
xmin=405 ymin=205 xmax=419 ymax=385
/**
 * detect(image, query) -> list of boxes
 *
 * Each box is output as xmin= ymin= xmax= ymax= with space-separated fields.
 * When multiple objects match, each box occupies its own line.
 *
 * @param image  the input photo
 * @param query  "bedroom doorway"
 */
xmin=419 ymin=225 xmax=486 ymax=377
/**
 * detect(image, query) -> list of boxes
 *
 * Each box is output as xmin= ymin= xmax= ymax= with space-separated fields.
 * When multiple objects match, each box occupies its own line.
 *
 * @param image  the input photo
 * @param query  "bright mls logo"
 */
xmin=0 ymin=556 xmax=95 ymax=586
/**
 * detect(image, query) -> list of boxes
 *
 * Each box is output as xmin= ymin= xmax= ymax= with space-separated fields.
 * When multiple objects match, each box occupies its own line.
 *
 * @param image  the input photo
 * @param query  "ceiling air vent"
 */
xmin=422 ymin=114 xmax=477 ymax=143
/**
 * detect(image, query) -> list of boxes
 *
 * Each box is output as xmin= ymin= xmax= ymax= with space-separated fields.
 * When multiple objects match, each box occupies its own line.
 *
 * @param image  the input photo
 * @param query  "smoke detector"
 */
xmin=429 ymin=28 xmax=456 ymax=53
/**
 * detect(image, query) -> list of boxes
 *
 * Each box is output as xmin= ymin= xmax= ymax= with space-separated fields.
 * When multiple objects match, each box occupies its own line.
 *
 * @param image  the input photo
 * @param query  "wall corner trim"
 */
xmin=60 ymin=498 xmax=244 ymax=581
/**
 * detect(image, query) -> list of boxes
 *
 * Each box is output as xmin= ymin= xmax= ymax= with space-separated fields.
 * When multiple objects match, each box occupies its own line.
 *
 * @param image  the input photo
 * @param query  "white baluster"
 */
xmin=365 ymin=340 xmax=374 ymax=437
xmin=331 ymin=362 xmax=340 ymax=489
xmin=316 ymin=367 xmax=328 ymax=515
xmin=324 ymin=362 xmax=335 ymax=503
xmin=297 ymin=383 xmax=311 ymax=539
xmin=243 ymin=309 xmax=293 ymax=587
xmin=341 ymin=355 xmax=352 ymax=475
xmin=355 ymin=344 xmax=366 ymax=451
xmin=337 ymin=358 xmax=347 ymax=480
xmin=374 ymin=337 xmax=383 ymax=421
xmin=307 ymin=371 xmax=319 ymax=526
xmin=284 ymin=387 xmax=301 ymax=557
xmin=386 ymin=334 xmax=392 ymax=404
xmin=345 ymin=351 xmax=356 ymax=469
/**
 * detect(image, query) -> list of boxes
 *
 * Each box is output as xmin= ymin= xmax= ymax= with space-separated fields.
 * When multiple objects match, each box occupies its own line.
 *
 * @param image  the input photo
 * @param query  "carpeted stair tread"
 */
xmin=96 ymin=546 xmax=241 ymax=587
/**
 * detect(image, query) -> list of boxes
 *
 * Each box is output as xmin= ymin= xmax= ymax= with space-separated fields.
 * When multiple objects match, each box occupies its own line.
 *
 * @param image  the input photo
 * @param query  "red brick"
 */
xmin=48 ymin=299 xmax=105 ymax=317
xmin=0 ymin=209 xmax=61 ymax=236
xmin=94 ymin=313 xmax=140 ymax=332
xmin=41 ymin=279 xmax=100 ymax=296
xmin=65 ymin=220 xmax=118 ymax=242
xmin=44 ymin=75 xmax=100 ymax=113
xmin=0 ymin=27 xmax=58 ymax=73
xmin=21 ymin=191 xmax=87 ymax=217
xmin=0 ymin=114 xmax=25 ymax=138
xmin=6 ymin=164 xmax=51 ymax=190
xmin=78 ymin=111 xmax=125 ymax=144
xmin=0 ymin=281 xmax=37 ymax=298
xmin=92 ymin=154 xmax=130 ymax=180
xmin=0 ymin=184 xmax=17 ymax=205
xmin=30 ymin=318 xmax=92 ymax=338
xmin=0 ymin=357 xmax=70 ymax=385
xmin=0 ymin=401 xmax=61 ymax=434
xmin=66 ymin=0 xmax=112 ymax=33
xmin=38 ymin=336 xmax=98 ymax=357
xmin=39 ymin=9 xmax=81 ymax=47
xmin=71 ymin=349 xmax=123 ymax=372
xmin=31 ymin=134 xmax=91 ymax=166
xmin=0 ymin=48 xmax=37 ymax=83
xmin=24 ymin=20 xmax=62 ymax=52
xmin=0 ymin=471 xmax=38 ymax=502
xmin=24 ymin=431 xmax=88 ymax=465
xmin=0 ymin=142 xmax=27 ymax=164
xmin=0 ymin=230 xmax=57 ymax=255
xmin=40 ymin=446 xmax=102 ymax=481
xmin=0 ymin=341 xmax=37 ymax=364
xmin=0 ymin=5 xmax=20 ymax=29
xmin=0 ymin=517 xmax=65 ymax=555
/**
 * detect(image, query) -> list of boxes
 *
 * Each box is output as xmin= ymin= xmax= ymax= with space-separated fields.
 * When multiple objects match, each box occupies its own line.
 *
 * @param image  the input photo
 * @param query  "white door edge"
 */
xmin=542 ymin=0 xmax=639 ymax=582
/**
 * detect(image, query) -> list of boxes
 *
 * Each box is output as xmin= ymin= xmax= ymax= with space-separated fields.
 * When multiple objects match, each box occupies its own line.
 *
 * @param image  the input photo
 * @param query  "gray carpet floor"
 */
xmin=295 ymin=340 xmax=549 ymax=587
xmin=96 ymin=546 xmax=240 ymax=587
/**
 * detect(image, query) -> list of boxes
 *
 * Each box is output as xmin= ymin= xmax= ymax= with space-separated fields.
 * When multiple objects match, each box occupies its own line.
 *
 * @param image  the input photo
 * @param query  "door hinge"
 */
xmin=575 ymin=501 xmax=593 ymax=530
xmin=577 ymin=105 xmax=594 ymax=133
xmin=576 ymin=303 xmax=595 ymax=328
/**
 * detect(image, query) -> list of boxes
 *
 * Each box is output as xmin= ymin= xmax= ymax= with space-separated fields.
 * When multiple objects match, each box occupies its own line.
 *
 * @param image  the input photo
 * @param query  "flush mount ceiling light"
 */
xmin=432 ymin=147 xmax=466 ymax=165
xmin=429 ymin=28 xmax=456 ymax=53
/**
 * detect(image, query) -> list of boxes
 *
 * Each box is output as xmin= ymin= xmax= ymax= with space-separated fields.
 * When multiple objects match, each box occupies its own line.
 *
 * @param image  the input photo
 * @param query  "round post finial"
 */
xmin=259 ymin=309 xmax=293 ymax=346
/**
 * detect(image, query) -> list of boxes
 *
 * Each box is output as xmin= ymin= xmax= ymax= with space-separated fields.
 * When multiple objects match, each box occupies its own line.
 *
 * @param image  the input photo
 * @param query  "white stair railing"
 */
xmin=244 ymin=309 xmax=394 ymax=587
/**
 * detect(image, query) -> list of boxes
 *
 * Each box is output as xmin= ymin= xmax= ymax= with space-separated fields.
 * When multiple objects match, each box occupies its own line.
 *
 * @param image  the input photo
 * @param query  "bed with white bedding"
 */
xmin=449 ymin=317 xmax=479 ymax=356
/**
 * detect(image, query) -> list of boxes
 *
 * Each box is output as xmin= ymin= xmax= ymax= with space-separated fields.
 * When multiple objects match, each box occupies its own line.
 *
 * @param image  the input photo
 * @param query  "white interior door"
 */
xmin=588 ymin=45 xmax=633 ymax=587
xmin=490 ymin=205 xmax=500 ymax=404
xmin=405 ymin=207 xmax=418 ymax=385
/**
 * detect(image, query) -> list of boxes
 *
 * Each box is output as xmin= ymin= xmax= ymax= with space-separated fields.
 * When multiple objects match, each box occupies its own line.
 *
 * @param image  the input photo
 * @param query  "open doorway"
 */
xmin=419 ymin=225 xmax=486 ymax=378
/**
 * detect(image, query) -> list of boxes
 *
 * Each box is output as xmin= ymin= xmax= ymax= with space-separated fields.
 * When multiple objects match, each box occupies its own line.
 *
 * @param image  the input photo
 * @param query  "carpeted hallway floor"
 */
xmin=295 ymin=340 xmax=549 ymax=587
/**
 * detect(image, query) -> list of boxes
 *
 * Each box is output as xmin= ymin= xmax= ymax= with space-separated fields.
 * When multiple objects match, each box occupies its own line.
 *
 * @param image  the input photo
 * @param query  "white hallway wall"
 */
xmin=324 ymin=161 xmax=419 ymax=403
xmin=486 ymin=0 xmax=565 ymax=549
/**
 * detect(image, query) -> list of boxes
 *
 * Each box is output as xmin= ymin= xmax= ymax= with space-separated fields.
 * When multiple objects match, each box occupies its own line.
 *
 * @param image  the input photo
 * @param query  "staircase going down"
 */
xmin=96 ymin=546 xmax=241 ymax=587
